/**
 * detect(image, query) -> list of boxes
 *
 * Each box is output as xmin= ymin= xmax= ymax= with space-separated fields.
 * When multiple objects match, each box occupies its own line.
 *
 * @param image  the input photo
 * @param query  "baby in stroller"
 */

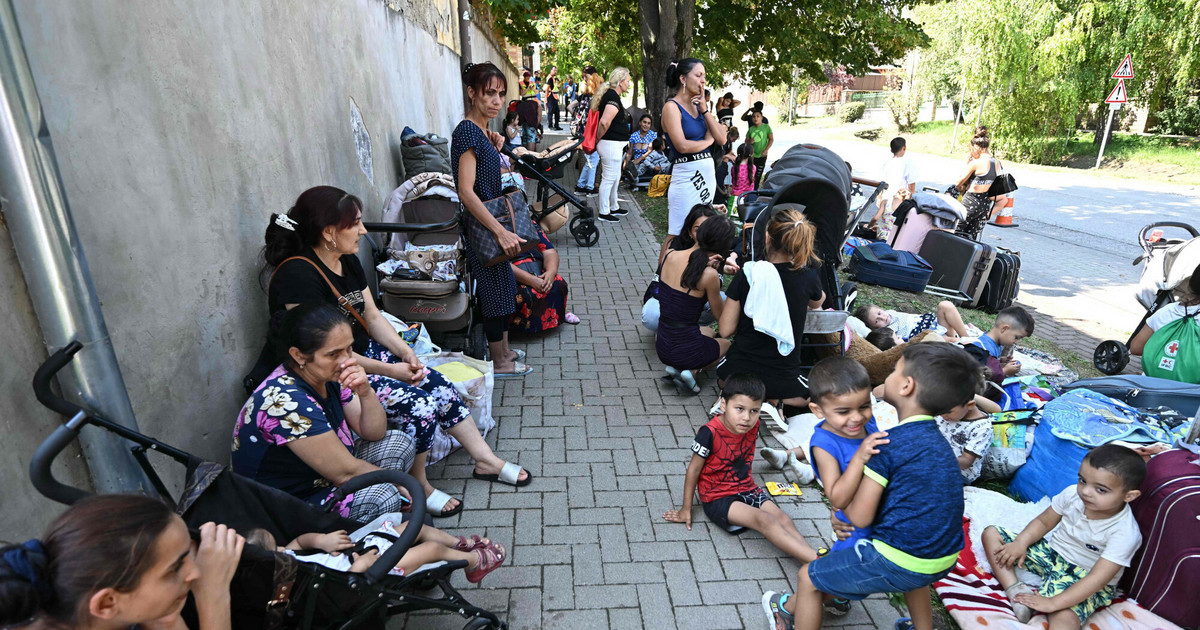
xmin=245 ymin=516 xmax=505 ymax=583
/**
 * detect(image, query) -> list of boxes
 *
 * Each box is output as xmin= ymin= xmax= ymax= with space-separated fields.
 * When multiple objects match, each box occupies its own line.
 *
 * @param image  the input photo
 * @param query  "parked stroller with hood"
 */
xmin=501 ymin=141 xmax=598 ymax=247
xmin=1094 ymin=221 xmax=1200 ymax=374
xmin=737 ymin=143 xmax=887 ymax=311
xmin=30 ymin=342 xmax=509 ymax=629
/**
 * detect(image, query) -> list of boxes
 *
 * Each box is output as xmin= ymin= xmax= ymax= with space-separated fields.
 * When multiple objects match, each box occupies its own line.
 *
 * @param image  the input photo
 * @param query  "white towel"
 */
xmin=743 ymin=261 xmax=795 ymax=355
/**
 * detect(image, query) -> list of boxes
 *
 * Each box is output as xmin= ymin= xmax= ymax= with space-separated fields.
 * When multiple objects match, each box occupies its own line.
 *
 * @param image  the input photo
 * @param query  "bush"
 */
xmin=839 ymin=102 xmax=866 ymax=123
xmin=854 ymin=127 xmax=883 ymax=141
xmin=1154 ymin=103 xmax=1200 ymax=137
xmin=887 ymin=92 xmax=920 ymax=131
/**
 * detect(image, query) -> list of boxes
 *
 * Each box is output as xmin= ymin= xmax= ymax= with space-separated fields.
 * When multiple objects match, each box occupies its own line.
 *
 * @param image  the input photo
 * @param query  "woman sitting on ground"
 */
xmin=642 ymin=204 xmax=725 ymax=332
xmin=717 ymin=209 xmax=824 ymax=407
xmin=509 ymin=218 xmax=580 ymax=334
xmin=0 ymin=494 xmax=242 ymax=630
xmin=655 ymin=215 xmax=736 ymax=393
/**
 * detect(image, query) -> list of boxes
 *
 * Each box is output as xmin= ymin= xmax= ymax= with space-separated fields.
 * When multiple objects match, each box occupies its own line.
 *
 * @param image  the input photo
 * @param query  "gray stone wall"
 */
xmin=0 ymin=0 xmax=516 ymax=538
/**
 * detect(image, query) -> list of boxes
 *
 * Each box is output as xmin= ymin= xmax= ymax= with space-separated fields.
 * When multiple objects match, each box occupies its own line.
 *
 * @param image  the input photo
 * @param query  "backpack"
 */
xmin=1143 ymin=310 xmax=1200 ymax=384
xmin=648 ymin=174 xmax=671 ymax=198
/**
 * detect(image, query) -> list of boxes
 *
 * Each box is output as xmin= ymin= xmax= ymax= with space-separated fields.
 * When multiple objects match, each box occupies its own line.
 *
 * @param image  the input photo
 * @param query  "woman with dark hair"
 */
xmin=0 ymin=494 xmax=242 ymax=630
xmin=660 ymin=58 xmax=726 ymax=263
xmin=655 ymin=215 xmax=736 ymax=393
xmin=453 ymin=62 xmax=538 ymax=386
xmin=261 ymin=187 xmax=530 ymax=517
xmin=509 ymin=219 xmax=579 ymax=334
xmin=641 ymin=204 xmax=726 ymax=333
xmin=955 ymin=135 xmax=999 ymax=240
xmin=715 ymin=92 xmax=740 ymax=129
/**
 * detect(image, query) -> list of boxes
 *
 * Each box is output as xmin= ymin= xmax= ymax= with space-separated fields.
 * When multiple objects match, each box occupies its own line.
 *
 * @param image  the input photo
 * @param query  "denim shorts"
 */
xmin=808 ymin=539 xmax=949 ymax=601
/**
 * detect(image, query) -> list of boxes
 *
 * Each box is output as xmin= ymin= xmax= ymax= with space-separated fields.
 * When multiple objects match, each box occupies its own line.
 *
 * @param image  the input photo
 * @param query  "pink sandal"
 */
xmin=564 ymin=312 xmax=580 ymax=325
xmin=465 ymin=543 xmax=506 ymax=583
xmin=454 ymin=534 xmax=491 ymax=552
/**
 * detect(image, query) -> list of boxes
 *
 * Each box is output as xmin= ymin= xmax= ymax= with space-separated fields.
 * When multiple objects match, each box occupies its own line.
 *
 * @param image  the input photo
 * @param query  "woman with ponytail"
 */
xmin=591 ymin=67 xmax=633 ymax=222
xmin=659 ymin=58 xmax=726 ymax=263
xmin=654 ymin=215 xmax=735 ymax=393
xmin=0 ymin=495 xmax=242 ymax=630
xmin=260 ymin=185 xmax=530 ymax=517
xmin=717 ymin=209 xmax=826 ymax=406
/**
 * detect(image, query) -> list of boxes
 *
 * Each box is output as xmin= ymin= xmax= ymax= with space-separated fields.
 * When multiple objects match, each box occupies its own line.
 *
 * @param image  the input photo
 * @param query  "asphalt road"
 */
xmin=770 ymin=128 xmax=1200 ymax=341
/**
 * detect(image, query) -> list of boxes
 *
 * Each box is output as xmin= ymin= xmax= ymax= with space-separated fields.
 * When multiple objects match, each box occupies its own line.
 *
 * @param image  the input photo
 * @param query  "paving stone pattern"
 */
xmin=1019 ymin=303 xmax=1142 ymax=375
xmin=393 ymin=188 xmax=900 ymax=629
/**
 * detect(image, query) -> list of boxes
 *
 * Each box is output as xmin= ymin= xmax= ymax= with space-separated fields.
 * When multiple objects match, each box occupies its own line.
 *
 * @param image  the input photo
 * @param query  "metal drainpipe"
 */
xmin=0 ymin=0 xmax=149 ymax=494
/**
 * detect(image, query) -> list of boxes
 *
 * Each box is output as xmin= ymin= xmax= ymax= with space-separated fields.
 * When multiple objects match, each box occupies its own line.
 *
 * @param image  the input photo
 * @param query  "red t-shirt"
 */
xmin=692 ymin=416 xmax=759 ymax=502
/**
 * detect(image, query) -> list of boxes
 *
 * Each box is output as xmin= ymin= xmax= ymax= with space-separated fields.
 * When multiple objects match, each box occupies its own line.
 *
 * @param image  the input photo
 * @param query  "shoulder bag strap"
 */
xmin=270 ymin=256 xmax=372 ymax=333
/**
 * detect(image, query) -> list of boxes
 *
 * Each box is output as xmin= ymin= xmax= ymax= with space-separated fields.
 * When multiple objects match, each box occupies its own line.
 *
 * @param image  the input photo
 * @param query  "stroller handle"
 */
xmin=30 ymin=341 xmax=92 ymax=505
xmin=1139 ymin=221 xmax=1199 ymax=252
xmin=363 ymin=218 xmax=459 ymax=235
xmin=338 ymin=470 xmax=428 ymax=584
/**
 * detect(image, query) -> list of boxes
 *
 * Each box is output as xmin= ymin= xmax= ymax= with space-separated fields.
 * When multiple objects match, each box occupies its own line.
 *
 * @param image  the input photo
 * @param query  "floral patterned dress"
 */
xmin=509 ymin=225 xmax=569 ymax=334
xmin=231 ymin=366 xmax=358 ymax=515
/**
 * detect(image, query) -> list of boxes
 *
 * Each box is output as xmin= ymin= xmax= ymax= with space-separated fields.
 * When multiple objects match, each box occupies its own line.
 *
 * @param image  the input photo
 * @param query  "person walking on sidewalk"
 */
xmin=593 ymin=67 xmax=633 ymax=223
xmin=660 ymin=57 xmax=726 ymax=262
xmin=746 ymin=110 xmax=773 ymax=189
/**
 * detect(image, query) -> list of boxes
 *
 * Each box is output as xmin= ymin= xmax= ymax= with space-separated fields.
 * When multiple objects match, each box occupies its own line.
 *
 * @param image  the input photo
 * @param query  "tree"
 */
xmin=536 ymin=4 xmax=644 ymax=105
xmin=639 ymin=0 xmax=695 ymax=125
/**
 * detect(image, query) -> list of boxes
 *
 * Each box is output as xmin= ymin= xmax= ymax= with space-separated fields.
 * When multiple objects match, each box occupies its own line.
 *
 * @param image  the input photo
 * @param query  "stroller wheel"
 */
xmin=1093 ymin=340 xmax=1130 ymax=375
xmin=570 ymin=217 xmax=600 ymax=247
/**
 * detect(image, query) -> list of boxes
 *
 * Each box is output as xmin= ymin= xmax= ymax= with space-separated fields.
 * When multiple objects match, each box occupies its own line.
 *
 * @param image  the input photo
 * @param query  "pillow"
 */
xmin=847 ymin=315 xmax=871 ymax=339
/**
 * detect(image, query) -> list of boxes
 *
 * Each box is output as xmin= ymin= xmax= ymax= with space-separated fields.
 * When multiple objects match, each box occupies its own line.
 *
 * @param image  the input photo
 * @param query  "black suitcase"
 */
xmin=1063 ymin=375 xmax=1200 ymax=416
xmin=918 ymin=230 xmax=996 ymax=306
xmin=978 ymin=247 xmax=1021 ymax=312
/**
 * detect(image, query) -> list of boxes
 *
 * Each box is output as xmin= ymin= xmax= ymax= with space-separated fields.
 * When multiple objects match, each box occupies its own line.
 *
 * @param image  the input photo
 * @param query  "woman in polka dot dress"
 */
xmin=452 ymin=61 xmax=533 ymax=378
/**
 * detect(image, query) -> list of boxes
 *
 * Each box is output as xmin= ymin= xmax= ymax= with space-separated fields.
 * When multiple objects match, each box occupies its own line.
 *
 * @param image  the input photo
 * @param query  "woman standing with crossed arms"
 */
xmin=659 ymin=58 xmax=726 ymax=263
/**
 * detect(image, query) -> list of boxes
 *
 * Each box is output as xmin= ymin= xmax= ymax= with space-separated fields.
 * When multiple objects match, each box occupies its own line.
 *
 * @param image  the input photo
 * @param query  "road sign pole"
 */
xmin=1095 ymin=104 xmax=1118 ymax=169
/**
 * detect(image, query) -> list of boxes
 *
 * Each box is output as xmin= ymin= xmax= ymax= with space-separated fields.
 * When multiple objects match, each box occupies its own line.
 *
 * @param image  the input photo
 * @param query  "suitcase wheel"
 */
xmin=1094 ymin=340 xmax=1130 ymax=375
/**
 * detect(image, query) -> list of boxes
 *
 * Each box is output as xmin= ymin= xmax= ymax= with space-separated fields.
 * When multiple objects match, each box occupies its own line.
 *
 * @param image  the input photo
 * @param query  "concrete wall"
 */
xmin=0 ymin=0 xmax=517 ymax=538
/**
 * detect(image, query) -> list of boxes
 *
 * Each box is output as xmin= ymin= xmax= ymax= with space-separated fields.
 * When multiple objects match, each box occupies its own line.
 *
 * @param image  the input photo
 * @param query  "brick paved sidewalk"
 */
xmin=395 ymin=187 xmax=902 ymax=629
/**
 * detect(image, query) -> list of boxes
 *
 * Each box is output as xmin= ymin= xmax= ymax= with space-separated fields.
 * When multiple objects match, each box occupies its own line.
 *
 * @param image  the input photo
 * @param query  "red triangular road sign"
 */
xmin=1112 ymin=53 xmax=1133 ymax=79
xmin=1105 ymin=79 xmax=1127 ymax=104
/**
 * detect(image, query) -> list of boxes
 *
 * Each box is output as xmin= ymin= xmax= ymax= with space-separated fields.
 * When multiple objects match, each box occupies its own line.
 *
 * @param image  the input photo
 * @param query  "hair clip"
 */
xmin=274 ymin=214 xmax=298 ymax=231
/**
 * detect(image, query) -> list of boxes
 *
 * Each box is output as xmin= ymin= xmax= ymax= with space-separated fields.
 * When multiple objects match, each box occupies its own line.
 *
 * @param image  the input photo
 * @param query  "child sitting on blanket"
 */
xmin=664 ymin=374 xmax=821 ymax=563
xmin=963 ymin=305 xmax=1035 ymax=381
xmin=244 ymin=518 xmax=506 ymax=583
xmin=854 ymin=300 xmax=970 ymax=342
xmin=982 ymin=444 xmax=1145 ymax=628
xmin=764 ymin=343 xmax=981 ymax=630
xmin=805 ymin=357 xmax=890 ymax=616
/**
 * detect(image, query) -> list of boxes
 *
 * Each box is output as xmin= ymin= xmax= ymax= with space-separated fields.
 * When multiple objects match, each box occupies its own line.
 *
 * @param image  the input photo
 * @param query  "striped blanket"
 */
xmin=935 ymin=488 xmax=1181 ymax=630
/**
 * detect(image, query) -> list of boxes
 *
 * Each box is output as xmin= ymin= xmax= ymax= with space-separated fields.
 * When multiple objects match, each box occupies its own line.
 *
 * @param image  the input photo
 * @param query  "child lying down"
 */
xmin=244 ymin=514 xmax=505 ymax=583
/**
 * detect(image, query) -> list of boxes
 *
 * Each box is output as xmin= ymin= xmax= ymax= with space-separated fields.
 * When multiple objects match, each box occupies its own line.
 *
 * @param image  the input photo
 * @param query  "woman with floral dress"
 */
xmin=509 ymin=222 xmax=580 ymax=334
xmin=260 ymin=186 xmax=531 ymax=518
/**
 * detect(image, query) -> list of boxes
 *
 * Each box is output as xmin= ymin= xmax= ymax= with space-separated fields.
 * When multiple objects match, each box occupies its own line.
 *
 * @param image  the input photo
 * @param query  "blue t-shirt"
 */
xmin=809 ymin=419 xmax=879 ymax=550
xmin=970 ymin=333 xmax=1002 ymax=358
xmin=862 ymin=416 xmax=964 ymax=574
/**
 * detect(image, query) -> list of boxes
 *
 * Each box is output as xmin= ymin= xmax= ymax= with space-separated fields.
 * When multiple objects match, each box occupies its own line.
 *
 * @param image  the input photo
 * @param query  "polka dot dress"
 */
xmin=452 ymin=119 xmax=517 ymax=318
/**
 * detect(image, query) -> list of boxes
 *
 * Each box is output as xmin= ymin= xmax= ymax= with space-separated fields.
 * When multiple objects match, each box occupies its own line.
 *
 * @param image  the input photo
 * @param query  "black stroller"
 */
xmin=501 ymin=141 xmax=598 ymax=247
xmin=30 ymin=342 xmax=507 ymax=630
xmin=736 ymin=143 xmax=887 ymax=311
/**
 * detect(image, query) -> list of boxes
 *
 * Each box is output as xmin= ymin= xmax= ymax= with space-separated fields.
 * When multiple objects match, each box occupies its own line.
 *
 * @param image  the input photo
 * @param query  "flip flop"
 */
xmin=510 ymin=349 xmax=527 ymax=362
xmin=425 ymin=489 xmax=463 ymax=518
xmin=472 ymin=461 xmax=533 ymax=487
xmin=494 ymin=361 xmax=533 ymax=379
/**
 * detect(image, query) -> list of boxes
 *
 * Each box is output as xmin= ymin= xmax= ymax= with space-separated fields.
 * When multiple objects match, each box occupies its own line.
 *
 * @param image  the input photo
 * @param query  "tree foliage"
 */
xmin=914 ymin=0 xmax=1200 ymax=162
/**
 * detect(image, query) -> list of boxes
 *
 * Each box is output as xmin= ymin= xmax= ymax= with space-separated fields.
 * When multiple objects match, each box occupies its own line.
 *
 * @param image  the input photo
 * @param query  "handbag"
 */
xmin=538 ymin=204 xmax=569 ymax=233
xmin=466 ymin=190 xmax=541 ymax=267
xmin=581 ymin=108 xmax=600 ymax=154
xmin=987 ymin=159 xmax=1018 ymax=196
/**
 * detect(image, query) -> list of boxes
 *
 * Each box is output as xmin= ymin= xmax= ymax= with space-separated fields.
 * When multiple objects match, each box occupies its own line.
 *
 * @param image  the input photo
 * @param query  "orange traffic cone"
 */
xmin=994 ymin=197 xmax=1014 ymax=226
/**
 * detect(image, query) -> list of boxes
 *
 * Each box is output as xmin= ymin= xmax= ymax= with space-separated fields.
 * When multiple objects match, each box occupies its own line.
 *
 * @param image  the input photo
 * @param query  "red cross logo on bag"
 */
xmin=1159 ymin=357 xmax=1176 ymax=371
xmin=1166 ymin=340 xmax=1179 ymax=357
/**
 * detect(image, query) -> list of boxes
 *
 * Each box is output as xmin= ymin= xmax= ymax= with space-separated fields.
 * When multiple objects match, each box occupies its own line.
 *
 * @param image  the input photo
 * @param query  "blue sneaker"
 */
xmin=761 ymin=591 xmax=795 ymax=630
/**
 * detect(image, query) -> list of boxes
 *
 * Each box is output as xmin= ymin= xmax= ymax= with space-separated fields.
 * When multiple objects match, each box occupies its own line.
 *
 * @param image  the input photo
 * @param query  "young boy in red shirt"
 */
xmin=664 ymin=373 xmax=820 ymax=563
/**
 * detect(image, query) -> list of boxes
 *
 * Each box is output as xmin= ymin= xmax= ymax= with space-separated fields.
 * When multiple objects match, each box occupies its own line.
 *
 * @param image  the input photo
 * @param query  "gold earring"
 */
xmin=324 ymin=239 xmax=336 ymax=252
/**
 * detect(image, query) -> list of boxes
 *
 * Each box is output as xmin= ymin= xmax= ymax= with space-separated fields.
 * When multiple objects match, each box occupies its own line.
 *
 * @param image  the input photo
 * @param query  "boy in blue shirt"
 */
xmin=764 ymin=343 xmax=982 ymax=630
xmin=963 ymin=305 xmax=1035 ymax=379
xmin=805 ymin=356 xmax=890 ymax=616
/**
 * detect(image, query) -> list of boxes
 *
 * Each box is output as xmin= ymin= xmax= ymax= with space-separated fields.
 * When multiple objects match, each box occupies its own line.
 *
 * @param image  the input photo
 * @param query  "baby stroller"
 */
xmin=736 ymin=143 xmax=887 ymax=311
xmin=1094 ymin=221 xmax=1200 ymax=374
xmin=365 ymin=200 xmax=488 ymax=359
xmin=30 ymin=342 xmax=507 ymax=630
xmin=501 ymin=141 xmax=598 ymax=247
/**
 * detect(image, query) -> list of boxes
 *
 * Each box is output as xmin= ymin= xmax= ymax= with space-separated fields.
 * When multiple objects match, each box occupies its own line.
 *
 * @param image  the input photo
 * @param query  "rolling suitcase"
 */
xmin=978 ymin=247 xmax=1021 ymax=312
xmin=918 ymin=230 xmax=996 ymax=307
xmin=1063 ymin=374 xmax=1200 ymax=416
xmin=1118 ymin=421 xmax=1200 ymax=628
xmin=847 ymin=241 xmax=933 ymax=293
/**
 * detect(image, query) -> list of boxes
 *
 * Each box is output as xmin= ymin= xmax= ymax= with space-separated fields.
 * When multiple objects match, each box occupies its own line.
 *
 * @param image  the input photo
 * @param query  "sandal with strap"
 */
xmin=454 ymin=534 xmax=491 ymax=552
xmin=473 ymin=460 xmax=533 ymax=487
xmin=425 ymin=489 xmax=463 ymax=518
xmin=465 ymin=542 xmax=506 ymax=583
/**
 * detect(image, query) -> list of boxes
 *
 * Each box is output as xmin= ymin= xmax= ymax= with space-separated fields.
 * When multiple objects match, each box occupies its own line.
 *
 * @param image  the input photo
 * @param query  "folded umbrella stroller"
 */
xmin=30 ymin=342 xmax=508 ymax=630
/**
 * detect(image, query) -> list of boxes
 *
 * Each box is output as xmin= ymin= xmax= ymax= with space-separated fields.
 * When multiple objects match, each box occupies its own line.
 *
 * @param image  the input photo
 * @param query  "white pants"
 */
xmin=597 ymin=139 xmax=624 ymax=216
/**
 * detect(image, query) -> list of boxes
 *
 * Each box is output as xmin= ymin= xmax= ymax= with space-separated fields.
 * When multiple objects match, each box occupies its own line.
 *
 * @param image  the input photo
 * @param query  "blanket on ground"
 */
xmin=934 ymin=487 xmax=1182 ymax=630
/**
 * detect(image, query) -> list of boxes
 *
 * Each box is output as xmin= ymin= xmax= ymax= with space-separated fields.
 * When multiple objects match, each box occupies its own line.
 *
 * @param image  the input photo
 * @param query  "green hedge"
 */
xmin=839 ymin=102 xmax=866 ymax=123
